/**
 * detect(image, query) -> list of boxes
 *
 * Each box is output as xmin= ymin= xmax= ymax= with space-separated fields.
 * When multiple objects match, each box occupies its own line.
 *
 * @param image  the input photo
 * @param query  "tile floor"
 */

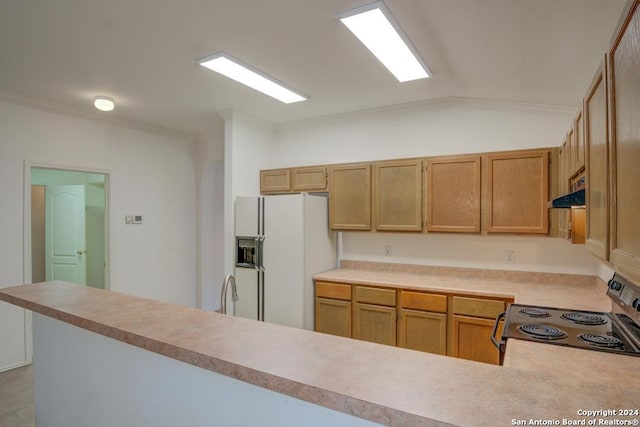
xmin=0 ymin=365 xmax=35 ymax=427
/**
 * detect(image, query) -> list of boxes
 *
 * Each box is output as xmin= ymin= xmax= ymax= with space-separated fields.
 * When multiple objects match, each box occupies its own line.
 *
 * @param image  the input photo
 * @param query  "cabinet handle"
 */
xmin=490 ymin=311 xmax=506 ymax=350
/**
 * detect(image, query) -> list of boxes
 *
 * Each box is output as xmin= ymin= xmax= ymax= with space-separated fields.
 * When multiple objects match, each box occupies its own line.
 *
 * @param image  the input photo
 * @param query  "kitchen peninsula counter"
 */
xmin=1 ymin=278 xmax=639 ymax=427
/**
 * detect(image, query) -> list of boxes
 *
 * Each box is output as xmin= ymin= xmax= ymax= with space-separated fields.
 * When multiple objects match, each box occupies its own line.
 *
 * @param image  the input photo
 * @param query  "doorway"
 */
xmin=28 ymin=166 xmax=109 ymax=289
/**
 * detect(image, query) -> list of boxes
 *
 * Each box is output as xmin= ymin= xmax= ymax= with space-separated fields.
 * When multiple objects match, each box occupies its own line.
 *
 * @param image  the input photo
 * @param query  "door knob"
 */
xmin=77 ymin=250 xmax=86 ymax=255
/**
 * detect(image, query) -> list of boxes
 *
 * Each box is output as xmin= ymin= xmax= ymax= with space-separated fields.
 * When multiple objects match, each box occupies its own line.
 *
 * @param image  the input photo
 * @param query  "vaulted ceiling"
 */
xmin=0 ymin=0 xmax=626 ymax=139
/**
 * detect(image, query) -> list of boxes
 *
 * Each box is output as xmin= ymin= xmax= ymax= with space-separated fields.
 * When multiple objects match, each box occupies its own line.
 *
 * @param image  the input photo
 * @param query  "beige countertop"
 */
xmin=314 ymin=263 xmax=612 ymax=312
xmin=1 ymin=269 xmax=639 ymax=427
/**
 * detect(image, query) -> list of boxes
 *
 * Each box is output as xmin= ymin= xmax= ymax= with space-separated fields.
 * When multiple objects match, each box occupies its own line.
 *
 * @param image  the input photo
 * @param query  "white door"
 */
xmin=45 ymin=185 xmax=86 ymax=284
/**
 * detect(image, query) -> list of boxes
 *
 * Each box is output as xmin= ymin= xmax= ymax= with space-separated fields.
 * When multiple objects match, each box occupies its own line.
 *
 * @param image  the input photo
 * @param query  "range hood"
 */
xmin=548 ymin=188 xmax=585 ymax=208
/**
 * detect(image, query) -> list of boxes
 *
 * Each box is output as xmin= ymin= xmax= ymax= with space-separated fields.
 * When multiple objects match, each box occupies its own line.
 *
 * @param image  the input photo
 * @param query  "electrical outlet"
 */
xmin=384 ymin=245 xmax=392 ymax=256
xmin=506 ymin=250 xmax=515 ymax=264
xmin=125 ymin=215 xmax=133 ymax=224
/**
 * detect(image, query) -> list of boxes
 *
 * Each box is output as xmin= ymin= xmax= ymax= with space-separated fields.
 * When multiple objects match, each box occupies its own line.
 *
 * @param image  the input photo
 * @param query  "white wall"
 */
xmin=195 ymin=132 xmax=225 ymax=311
xmin=33 ymin=314 xmax=380 ymax=427
xmin=0 ymin=99 xmax=198 ymax=304
xmin=269 ymin=98 xmax=600 ymax=275
xmin=222 ymin=111 xmax=276 ymax=279
xmin=273 ymin=98 xmax=576 ymax=166
xmin=344 ymin=233 xmax=598 ymax=275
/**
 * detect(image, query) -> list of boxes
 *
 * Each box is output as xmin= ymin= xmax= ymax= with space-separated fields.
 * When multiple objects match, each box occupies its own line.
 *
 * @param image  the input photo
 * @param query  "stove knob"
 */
xmin=609 ymin=280 xmax=622 ymax=291
xmin=633 ymin=298 xmax=640 ymax=312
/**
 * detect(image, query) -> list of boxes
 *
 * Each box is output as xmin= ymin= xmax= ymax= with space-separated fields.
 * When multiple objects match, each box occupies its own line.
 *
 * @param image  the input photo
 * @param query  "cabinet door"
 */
xmin=451 ymin=315 xmax=502 ymax=365
xmin=609 ymin=1 xmax=640 ymax=279
xmin=575 ymin=111 xmax=585 ymax=173
xmin=567 ymin=127 xmax=576 ymax=177
xmin=485 ymin=150 xmax=549 ymax=234
xmin=584 ymin=60 xmax=609 ymax=260
xmin=556 ymin=142 xmax=570 ymax=239
xmin=570 ymin=207 xmax=586 ymax=245
xmin=260 ymin=169 xmax=291 ymax=194
xmin=315 ymin=297 xmax=351 ymax=338
xmin=353 ymin=302 xmax=396 ymax=346
xmin=397 ymin=309 xmax=446 ymax=355
xmin=426 ymin=155 xmax=480 ymax=232
xmin=328 ymin=164 xmax=371 ymax=230
xmin=292 ymin=166 xmax=327 ymax=192
xmin=373 ymin=160 xmax=422 ymax=231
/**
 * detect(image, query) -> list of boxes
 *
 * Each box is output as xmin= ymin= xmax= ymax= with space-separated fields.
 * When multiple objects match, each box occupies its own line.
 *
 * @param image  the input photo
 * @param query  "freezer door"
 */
xmin=235 ymin=196 xmax=260 ymax=237
xmin=234 ymin=267 xmax=259 ymax=321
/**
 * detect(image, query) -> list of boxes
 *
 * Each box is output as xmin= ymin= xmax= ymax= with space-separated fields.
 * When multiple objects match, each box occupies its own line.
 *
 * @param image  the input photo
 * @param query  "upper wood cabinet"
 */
xmin=556 ymin=142 xmax=570 ymax=239
xmin=567 ymin=128 xmax=575 ymax=177
xmin=260 ymin=168 xmax=291 ymax=194
xmin=574 ymin=110 xmax=585 ymax=174
xmin=584 ymin=59 xmax=610 ymax=261
xmin=568 ymin=110 xmax=586 ymax=177
xmin=262 ymin=149 xmax=551 ymax=235
xmin=373 ymin=159 xmax=422 ymax=232
xmin=560 ymin=139 xmax=570 ymax=195
xmin=426 ymin=155 xmax=481 ymax=233
xmin=608 ymin=0 xmax=640 ymax=279
xmin=328 ymin=163 xmax=371 ymax=230
xmin=485 ymin=150 xmax=549 ymax=234
xmin=291 ymin=166 xmax=327 ymax=192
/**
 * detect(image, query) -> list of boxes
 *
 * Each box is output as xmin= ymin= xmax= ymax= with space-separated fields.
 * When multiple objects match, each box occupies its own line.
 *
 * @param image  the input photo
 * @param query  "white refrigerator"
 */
xmin=234 ymin=194 xmax=336 ymax=330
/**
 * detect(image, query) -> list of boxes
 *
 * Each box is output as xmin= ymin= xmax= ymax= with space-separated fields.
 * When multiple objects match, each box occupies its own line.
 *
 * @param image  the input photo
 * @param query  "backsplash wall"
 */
xmin=341 ymin=232 xmax=599 ymax=276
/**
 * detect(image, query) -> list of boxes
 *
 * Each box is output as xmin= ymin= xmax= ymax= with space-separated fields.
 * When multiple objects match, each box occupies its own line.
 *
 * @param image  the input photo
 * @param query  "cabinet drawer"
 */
xmin=315 ymin=281 xmax=351 ymax=301
xmin=452 ymin=296 xmax=505 ymax=318
xmin=399 ymin=291 xmax=447 ymax=313
xmin=355 ymin=286 xmax=396 ymax=306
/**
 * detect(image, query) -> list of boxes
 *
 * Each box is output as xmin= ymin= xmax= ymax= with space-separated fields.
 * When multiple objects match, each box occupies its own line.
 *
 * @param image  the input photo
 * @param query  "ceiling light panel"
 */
xmin=197 ymin=53 xmax=307 ymax=104
xmin=339 ymin=1 xmax=431 ymax=82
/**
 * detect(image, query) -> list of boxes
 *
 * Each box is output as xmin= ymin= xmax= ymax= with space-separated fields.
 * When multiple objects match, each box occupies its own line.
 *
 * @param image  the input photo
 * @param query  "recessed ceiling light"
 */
xmin=94 ymin=96 xmax=115 ymax=112
xmin=339 ymin=1 xmax=431 ymax=82
xmin=196 ymin=52 xmax=307 ymax=104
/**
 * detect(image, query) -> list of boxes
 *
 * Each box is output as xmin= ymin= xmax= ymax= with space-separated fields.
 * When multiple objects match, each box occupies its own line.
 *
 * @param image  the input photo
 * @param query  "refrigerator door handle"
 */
xmin=256 ymin=235 xmax=265 ymax=270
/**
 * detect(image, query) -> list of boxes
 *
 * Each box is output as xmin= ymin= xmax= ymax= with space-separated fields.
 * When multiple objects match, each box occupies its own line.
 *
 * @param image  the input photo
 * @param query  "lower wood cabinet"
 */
xmin=397 ymin=290 xmax=447 ymax=355
xmin=315 ymin=298 xmax=351 ymax=338
xmin=450 ymin=295 xmax=508 ymax=365
xmin=397 ymin=309 xmax=446 ymax=355
xmin=353 ymin=302 xmax=396 ymax=346
xmin=314 ymin=281 xmax=352 ymax=338
xmin=314 ymin=281 xmax=510 ymax=365
xmin=451 ymin=315 xmax=502 ymax=365
xmin=352 ymin=285 xmax=396 ymax=346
